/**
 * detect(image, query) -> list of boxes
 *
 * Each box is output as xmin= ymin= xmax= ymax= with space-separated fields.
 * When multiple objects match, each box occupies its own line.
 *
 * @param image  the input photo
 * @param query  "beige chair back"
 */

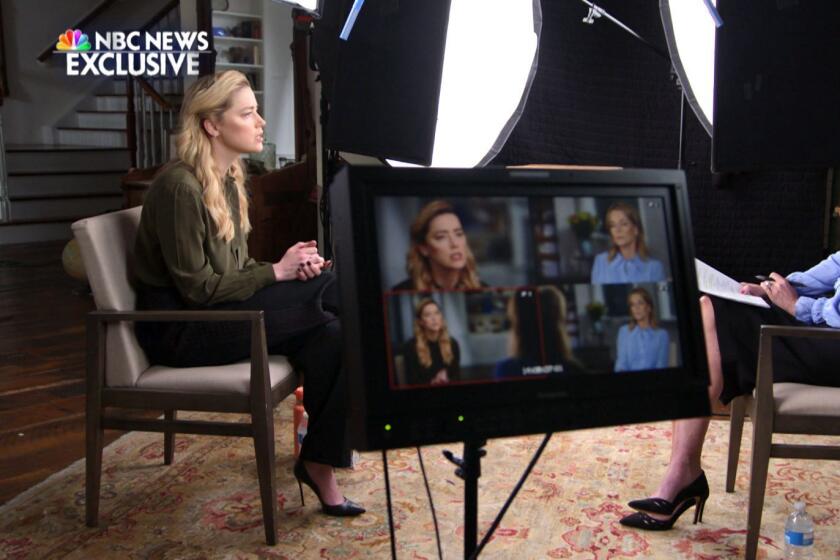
xmin=72 ymin=207 xmax=149 ymax=387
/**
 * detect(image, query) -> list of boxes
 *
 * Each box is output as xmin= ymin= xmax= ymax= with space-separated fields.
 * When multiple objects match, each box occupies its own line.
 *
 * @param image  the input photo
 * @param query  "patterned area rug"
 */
xmin=1 ymin=396 xmax=838 ymax=559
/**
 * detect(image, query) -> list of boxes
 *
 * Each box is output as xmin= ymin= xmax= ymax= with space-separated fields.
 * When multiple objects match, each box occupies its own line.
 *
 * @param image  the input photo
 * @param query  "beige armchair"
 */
xmin=72 ymin=207 xmax=298 ymax=545
xmin=725 ymin=324 xmax=840 ymax=560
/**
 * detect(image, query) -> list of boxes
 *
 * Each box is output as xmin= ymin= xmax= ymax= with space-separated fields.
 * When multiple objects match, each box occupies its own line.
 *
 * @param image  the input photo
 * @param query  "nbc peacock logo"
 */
xmin=56 ymin=29 xmax=91 ymax=52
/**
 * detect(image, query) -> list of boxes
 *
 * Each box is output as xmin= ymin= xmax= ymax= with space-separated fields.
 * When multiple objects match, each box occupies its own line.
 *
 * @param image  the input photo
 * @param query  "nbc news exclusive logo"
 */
xmin=55 ymin=28 xmax=210 ymax=77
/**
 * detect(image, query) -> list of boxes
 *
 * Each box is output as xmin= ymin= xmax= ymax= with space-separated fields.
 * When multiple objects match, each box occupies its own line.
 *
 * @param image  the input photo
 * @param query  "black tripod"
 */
xmin=442 ymin=439 xmax=487 ymax=559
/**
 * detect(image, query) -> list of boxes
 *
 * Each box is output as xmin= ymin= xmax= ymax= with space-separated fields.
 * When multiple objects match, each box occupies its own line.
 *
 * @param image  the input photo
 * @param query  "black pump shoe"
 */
xmin=619 ymin=494 xmax=707 ymax=531
xmin=294 ymin=460 xmax=366 ymax=517
xmin=627 ymin=471 xmax=710 ymax=516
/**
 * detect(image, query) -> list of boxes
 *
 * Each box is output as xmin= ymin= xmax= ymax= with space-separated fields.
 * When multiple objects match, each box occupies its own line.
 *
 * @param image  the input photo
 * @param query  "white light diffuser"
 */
xmin=389 ymin=0 xmax=540 ymax=168
xmin=660 ymin=0 xmax=717 ymax=135
xmin=272 ymin=0 xmax=320 ymax=15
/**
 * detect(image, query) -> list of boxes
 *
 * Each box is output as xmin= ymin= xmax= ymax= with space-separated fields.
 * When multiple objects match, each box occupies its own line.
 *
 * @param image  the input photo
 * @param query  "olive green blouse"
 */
xmin=133 ymin=162 xmax=276 ymax=306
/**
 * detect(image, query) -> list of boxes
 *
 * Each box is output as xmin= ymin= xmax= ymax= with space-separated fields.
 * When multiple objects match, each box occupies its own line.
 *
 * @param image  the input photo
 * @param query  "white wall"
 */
xmin=1 ymin=0 xmax=103 ymax=144
xmin=262 ymin=0 xmax=295 ymax=159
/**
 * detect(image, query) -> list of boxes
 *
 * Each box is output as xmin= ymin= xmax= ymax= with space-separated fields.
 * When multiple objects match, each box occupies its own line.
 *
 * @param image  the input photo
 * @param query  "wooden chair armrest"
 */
xmin=89 ymin=309 xmax=263 ymax=322
xmin=86 ymin=309 xmax=272 ymax=404
xmin=754 ymin=324 xmax=840 ymax=421
xmin=759 ymin=324 xmax=840 ymax=341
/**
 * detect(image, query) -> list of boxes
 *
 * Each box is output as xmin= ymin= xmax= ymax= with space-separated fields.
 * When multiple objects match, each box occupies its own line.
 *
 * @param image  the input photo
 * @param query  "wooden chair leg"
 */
xmin=164 ymin=410 xmax=177 ymax=465
xmin=85 ymin=317 xmax=105 ymax=528
xmin=253 ymin=407 xmax=278 ymax=545
xmin=745 ymin=406 xmax=772 ymax=560
xmin=85 ymin=408 xmax=104 ymax=527
xmin=726 ymin=395 xmax=747 ymax=493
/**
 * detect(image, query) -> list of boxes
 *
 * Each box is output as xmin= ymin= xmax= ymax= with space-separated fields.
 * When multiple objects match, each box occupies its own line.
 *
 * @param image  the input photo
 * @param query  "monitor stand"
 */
xmin=443 ymin=439 xmax=487 ymax=559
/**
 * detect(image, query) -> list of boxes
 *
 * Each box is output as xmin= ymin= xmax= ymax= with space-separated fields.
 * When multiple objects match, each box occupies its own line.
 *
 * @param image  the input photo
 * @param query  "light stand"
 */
xmin=575 ymin=0 xmax=688 ymax=171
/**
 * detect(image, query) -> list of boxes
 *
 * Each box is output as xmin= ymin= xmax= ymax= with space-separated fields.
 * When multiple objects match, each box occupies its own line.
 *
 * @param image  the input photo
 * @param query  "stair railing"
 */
xmin=0 ymin=113 xmax=8 ymax=223
xmin=129 ymin=77 xmax=180 ymax=169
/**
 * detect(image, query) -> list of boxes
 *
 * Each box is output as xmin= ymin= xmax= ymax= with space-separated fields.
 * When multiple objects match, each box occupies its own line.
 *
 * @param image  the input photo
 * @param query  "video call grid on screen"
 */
xmin=375 ymin=192 xmax=687 ymax=390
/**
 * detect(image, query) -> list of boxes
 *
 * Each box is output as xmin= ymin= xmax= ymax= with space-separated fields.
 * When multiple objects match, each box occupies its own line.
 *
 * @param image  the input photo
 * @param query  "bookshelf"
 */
xmin=212 ymin=2 xmax=264 ymax=95
xmin=209 ymin=0 xmax=296 ymax=161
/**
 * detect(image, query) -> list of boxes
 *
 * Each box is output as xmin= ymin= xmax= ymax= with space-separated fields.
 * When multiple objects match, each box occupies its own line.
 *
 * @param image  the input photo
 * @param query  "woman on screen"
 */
xmin=392 ymin=200 xmax=482 ymax=291
xmin=402 ymin=299 xmax=461 ymax=385
xmin=620 ymin=257 xmax=840 ymax=531
xmin=132 ymin=71 xmax=363 ymax=517
xmin=591 ymin=202 xmax=665 ymax=284
xmin=494 ymin=286 xmax=579 ymax=378
xmin=614 ymin=287 xmax=670 ymax=372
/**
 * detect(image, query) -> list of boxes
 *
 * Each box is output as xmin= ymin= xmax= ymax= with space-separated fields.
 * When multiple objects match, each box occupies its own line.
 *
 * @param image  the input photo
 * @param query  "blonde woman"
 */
xmin=614 ymin=287 xmax=669 ymax=372
xmin=133 ymin=71 xmax=363 ymax=517
xmin=402 ymin=299 xmax=461 ymax=385
xmin=392 ymin=200 xmax=483 ymax=291
xmin=591 ymin=202 xmax=664 ymax=284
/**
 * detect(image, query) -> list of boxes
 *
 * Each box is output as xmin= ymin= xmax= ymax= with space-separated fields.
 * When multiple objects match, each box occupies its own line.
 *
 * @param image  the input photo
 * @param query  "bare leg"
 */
xmin=302 ymin=461 xmax=343 ymax=506
xmin=648 ymin=296 xmax=723 ymax=516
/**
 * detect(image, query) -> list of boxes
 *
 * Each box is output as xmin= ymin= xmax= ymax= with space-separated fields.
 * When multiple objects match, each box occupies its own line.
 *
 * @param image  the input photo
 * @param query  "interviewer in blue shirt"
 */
xmin=614 ymin=287 xmax=669 ymax=372
xmin=620 ymin=253 xmax=840 ymax=532
xmin=591 ymin=202 xmax=665 ymax=284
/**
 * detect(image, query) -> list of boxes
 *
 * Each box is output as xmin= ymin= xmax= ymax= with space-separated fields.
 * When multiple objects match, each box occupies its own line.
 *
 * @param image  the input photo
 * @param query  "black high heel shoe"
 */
xmin=619 ymin=494 xmax=707 ymax=531
xmin=294 ymin=459 xmax=366 ymax=517
xmin=627 ymin=471 xmax=709 ymax=516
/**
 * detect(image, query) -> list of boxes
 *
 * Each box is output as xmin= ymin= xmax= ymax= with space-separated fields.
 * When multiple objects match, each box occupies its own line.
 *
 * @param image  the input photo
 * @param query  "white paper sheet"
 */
xmin=695 ymin=258 xmax=770 ymax=308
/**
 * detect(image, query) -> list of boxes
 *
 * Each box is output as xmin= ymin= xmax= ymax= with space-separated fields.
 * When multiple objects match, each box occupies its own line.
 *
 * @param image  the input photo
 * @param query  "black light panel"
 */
xmin=712 ymin=0 xmax=840 ymax=171
xmin=315 ymin=0 xmax=452 ymax=165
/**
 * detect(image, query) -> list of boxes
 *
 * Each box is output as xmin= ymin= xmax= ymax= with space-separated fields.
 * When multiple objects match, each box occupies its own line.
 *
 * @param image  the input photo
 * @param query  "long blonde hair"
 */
xmin=413 ymin=299 xmax=454 ymax=368
xmin=175 ymin=70 xmax=252 ymax=242
xmin=627 ymin=287 xmax=658 ymax=331
xmin=406 ymin=200 xmax=481 ymax=290
xmin=605 ymin=202 xmax=650 ymax=263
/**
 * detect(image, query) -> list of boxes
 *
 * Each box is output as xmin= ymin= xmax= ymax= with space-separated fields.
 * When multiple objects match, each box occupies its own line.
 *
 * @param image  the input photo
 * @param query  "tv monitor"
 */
xmin=331 ymin=166 xmax=710 ymax=451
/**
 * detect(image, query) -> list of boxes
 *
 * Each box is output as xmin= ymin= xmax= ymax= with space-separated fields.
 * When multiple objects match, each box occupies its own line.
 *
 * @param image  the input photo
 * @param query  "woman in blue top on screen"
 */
xmin=614 ymin=287 xmax=669 ymax=372
xmin=591 ymin=202 xmax=665 ymax=284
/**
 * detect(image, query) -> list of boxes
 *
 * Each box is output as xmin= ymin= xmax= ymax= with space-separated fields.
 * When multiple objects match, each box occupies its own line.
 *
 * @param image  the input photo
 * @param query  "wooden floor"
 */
xmin=0 ymin=241 xmax=134 ymax=505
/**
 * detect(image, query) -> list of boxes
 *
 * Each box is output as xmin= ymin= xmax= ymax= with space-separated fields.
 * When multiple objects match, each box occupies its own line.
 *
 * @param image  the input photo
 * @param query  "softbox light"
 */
xmin=659 ymin=0 xmax=717 ymax=136
xmin=390 ymin=0 xmax=541 ymax=168
xmin=318 ymin=0 xmax=541 ymax=167
xmin=272 ymin=0 xmax=323 ymax=17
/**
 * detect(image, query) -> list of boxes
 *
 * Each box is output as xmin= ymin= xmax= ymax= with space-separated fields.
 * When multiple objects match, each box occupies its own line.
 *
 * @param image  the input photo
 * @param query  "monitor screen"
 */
xmin=332 ymin=166 xmax=709 ymax=450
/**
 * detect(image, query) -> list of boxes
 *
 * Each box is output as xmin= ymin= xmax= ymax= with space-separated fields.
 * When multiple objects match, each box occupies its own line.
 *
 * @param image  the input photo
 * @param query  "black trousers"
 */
xmin=711 ymin=295 xmax=840 ymax=405
xmin=136 ymin=272 xmax=351 ymax=468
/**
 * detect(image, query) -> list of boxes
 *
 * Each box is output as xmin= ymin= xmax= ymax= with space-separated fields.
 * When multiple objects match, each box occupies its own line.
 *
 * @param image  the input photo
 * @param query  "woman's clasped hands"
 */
xmin=739 ymin=272 xmax=798 ymax=316
xmin=273 ymin=240 xmax=332 ymax=282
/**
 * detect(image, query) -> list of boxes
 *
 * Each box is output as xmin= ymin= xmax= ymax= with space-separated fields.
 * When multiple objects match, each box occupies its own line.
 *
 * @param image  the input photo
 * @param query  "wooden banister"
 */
xmin=36 ymin=0 xmax=179 ymax=63
xmin=140 ymin=0 xmax=180 ymax=33
xmin=36 ymin=0 xmax=119 ymax=62
xmin=135 ymin=77 xmax=175 ymax=111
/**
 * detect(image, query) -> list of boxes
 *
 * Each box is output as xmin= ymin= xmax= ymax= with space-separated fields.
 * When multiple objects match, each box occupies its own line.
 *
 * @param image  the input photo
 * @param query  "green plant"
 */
xmin=585 ymin=301 xmax=606 ymax=322
xmin=568 ymin=211 xmax=599 ymax=240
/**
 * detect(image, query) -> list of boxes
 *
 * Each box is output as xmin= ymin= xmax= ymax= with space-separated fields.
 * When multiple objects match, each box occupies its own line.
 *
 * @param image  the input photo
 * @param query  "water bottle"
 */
xmin=296 ymin=410 xmax=309 ymax=455
xmin=293 ymin=387 xmax=307 ymax=457
xmin=784 ymin=501 xmax=814 ymax=559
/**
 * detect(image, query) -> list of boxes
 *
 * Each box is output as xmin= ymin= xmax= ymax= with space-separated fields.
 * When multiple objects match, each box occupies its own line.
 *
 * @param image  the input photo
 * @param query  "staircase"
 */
xmin=0 ymin=1 xmax=184 ymax=246
xmin=2 ymin=144 xmax=131 ymax=244
xmin=1 ymin=78 xmax=182 ymax=245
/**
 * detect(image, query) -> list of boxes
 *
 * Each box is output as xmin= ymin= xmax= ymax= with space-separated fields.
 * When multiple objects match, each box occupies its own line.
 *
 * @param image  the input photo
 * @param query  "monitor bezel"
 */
xmin=332 ymin=165 xmax=710 ymax=451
